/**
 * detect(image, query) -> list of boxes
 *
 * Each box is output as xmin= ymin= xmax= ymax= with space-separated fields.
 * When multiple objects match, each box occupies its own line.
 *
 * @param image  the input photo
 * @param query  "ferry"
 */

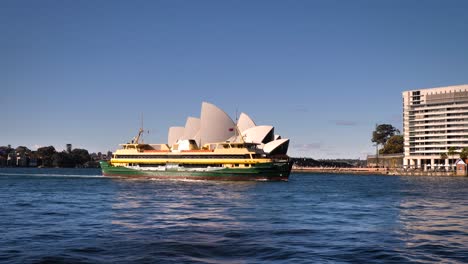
xmin=100 ymin=102 xmax=292 ymax=181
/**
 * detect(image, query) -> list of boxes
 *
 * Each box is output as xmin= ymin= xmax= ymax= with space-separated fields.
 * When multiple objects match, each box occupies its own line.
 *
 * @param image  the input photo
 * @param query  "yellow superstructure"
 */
xmin=110 ymin=142 xmax=273 ymax=168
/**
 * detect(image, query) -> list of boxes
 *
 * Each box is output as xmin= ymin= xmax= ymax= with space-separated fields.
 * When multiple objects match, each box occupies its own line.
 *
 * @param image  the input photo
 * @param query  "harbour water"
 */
xmin=1 ymin=168 xmax=467 ymax=263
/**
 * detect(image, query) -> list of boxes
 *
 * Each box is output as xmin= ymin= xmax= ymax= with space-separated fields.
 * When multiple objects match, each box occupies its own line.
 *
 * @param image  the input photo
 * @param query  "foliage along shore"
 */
xmin=0 ymin=145 xmax=110 ymax=168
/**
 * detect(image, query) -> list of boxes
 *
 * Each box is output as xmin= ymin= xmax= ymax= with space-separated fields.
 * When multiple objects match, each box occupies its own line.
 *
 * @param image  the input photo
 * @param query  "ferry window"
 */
xmin=234 ymin=164 xmax=239 ymax=167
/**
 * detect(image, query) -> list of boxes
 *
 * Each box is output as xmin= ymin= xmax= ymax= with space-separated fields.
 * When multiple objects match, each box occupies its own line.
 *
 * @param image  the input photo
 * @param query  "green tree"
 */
xmin=0 ymin=145 xmax=14 ymax=158
xmin=379 ymin=135 xmax=404 ymax=154
xmin=447 ymin=147 xmax=458 ymax=160
xmin=37 ymin=146 xmax=56 ymax=167
xmin=440 ymin=153 xmax=448 ymax=160
xmin=15 ymin=146 xmax=31 ymax=156
xmin=460 ymin=147 xmax=468 ymax=160
xmin=447 ymin=147 xmax=458 ymax=170
xmin=71 ymin=148 xmax=91 ymax=166
xmin=447 ymin=147 xmax=458 ymax=169
xmin=52 ymin=152 xmax=75 ymax=168
xmin=372 ymin=124 xmax=400 ymax=146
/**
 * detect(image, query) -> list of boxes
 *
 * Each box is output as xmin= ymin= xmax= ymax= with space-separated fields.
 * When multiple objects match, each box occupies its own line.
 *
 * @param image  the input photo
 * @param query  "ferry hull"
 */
xmin=99 ymin=161 xmax=292 ymax=181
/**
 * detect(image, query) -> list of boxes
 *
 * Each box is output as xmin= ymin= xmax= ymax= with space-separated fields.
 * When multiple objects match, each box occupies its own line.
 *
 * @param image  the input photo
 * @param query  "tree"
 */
xmin=440 ymin=153 xmax=448 ymax=160
xmin=15 ymin=146 xmax=31 ymax=156
xmin=0 ymin=145 xmax=14 ymax=158
xmin=379 ymin=135 xmax=404 ymax=154
xmin=36 ymin=146 xmax=57 ymax=167
xmin=460 ymin=147 xmax=468 ymax=160
xmin=446 ymin=147 xmax=458 ymax=170
xmin=372 ymin=124 xmax=400 ymax=146
xmin=52 ymin=152 xmax=74 ymax=168
xmin=447 ymin=146 xmax=458 ymax=164
xmin=71 ymin=148 xmax=91 ymax=166
xmin=447 ymin=147 xmax=457 ymax=159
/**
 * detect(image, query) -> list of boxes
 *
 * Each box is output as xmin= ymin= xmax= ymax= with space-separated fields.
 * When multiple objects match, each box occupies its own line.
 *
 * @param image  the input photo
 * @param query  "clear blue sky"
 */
xmin=2 ymin=0 xmax=468 ymax=158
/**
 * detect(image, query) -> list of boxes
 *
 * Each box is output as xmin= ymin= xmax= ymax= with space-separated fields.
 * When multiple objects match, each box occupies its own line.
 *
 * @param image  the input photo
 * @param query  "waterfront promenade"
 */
xmin=293 ymin=166 xmax=466 ymax=176
xmin=293 ymin=166 xmax=388 ymax=175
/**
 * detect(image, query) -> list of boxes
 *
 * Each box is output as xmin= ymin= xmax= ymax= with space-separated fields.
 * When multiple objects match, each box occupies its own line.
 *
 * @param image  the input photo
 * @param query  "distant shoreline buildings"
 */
xmin=402 ymin=84 xmax=468 ymax=170
xmin=4 ymin=84 xmax=468 ymax=174
xmin=0 ymin=144 xmax=112 ymax=168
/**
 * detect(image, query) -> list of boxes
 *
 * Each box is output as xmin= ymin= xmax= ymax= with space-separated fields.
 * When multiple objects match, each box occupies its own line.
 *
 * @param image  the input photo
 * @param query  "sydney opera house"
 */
xmin=100 ymin=102 xmax=292 ymax=181
xmin=166 ymin=102 xmax=289 ymax=155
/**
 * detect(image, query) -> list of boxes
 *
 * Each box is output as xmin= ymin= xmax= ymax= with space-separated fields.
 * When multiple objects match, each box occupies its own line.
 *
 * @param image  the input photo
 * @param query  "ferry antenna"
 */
xmin=141 ymin=113 xmax=144 ymax=143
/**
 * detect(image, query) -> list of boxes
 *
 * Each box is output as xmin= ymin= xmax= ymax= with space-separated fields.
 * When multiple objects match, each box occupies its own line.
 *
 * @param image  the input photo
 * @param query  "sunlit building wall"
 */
xmin=402 ymin=84 xmax=468 ymax=170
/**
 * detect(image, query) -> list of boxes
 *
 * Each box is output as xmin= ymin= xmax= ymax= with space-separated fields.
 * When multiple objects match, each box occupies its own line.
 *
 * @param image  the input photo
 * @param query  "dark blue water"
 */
xmin=1 ymin=168 xmax=467 ymax=263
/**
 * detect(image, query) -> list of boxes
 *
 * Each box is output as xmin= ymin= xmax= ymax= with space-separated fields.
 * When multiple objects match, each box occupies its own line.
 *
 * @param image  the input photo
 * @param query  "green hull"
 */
xmin=99 ymin=161 xmax=292 ymax=181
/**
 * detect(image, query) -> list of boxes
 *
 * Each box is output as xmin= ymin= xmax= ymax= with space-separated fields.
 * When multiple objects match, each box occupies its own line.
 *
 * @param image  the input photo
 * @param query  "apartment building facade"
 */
xmin=402 ymin=84 xmax=468 ymax=170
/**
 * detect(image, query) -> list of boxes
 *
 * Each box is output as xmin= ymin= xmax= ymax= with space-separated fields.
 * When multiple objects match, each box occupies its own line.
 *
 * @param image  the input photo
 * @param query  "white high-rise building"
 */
xmin=402 ymin=84 xmax=468 ymax=170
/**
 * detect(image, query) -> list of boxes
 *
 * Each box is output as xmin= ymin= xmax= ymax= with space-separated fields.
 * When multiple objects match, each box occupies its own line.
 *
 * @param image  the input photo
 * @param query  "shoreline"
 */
xmin=292 ymin=167 xmax=388 ymax=175
xmin=292 ymin=167 xmax=466 ymax=177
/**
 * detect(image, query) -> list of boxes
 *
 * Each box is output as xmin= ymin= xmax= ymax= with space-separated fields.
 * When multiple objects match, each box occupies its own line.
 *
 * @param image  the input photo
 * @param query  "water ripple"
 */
xmin=1 ymin=169 xmax=468 ymax=263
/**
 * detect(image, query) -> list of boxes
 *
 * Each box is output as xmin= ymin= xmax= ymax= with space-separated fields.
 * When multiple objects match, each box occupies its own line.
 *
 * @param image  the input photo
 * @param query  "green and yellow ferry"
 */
xmin=100 ymin=129 xmax=292 ymax=181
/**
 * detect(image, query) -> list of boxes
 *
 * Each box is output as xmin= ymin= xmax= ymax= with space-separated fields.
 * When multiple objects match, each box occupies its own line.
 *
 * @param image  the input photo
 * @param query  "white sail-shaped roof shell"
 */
xmin=263 ymin=138 xmax=290 ymax=155
xmin=168 ymin=126 xmax=185 ymax=147
xmin=183 ymin=117 xmax=201 ymax=140
xmin=237 ymin=112 xmax=256 ymax=133
xmin=200 ymin=102 xmax=236 ymax=145
xmin=242 ymin=125 xmax=274 ymax=144
xmin=192 ymin=131 xmax=201 ymax=146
